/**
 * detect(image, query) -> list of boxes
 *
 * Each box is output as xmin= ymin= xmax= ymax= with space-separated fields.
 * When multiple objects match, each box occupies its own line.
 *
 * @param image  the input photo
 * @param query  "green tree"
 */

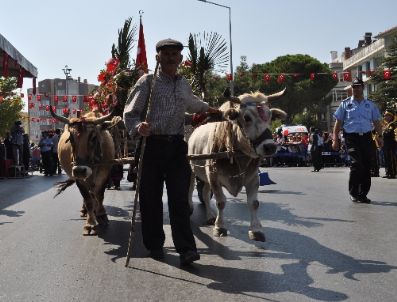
xmin=369 ymin=36 xmax=397 ymax=111
xmin=0 ymin=77 xmax=24 ymax=138
xmin=234 ymin=54 xmax=337 ymax=124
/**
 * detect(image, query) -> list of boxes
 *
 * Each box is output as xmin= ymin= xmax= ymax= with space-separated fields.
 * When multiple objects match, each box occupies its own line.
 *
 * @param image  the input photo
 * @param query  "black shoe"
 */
xmin=358 ymin=196 xmax=371 ymax=204
xmin=149 ymin=248 xmax=165 ymax=260
xmin=180 ymin=250 xmax=200 ymax=266
xmin=350 ymin=195 xmax=359 ymax=203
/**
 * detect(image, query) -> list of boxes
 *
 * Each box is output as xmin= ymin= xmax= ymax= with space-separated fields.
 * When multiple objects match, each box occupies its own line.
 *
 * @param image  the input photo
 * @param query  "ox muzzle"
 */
xmin=72 ymin=158 xmax=93 ymax=179
xmin=252 ymin=128 xmax=277 ymax=156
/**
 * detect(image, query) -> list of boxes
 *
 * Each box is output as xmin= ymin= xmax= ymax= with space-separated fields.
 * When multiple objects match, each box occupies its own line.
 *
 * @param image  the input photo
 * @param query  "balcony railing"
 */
xmin=343 ymin=38 xmax=385 ymax=69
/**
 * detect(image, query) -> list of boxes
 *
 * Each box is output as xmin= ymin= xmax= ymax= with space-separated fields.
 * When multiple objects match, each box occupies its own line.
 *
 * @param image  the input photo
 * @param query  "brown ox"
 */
xmin=50 ymin=108 xmax=116 ymax=235
xmin=188 ymin=90 xmax=287 ymax=241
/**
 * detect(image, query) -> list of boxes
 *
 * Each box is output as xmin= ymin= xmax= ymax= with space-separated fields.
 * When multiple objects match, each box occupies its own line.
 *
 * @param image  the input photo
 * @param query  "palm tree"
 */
xmin=111 ymin=17 xmax=139 ymax=116
xmin=184 ymin=32 xmax=229 ymax=100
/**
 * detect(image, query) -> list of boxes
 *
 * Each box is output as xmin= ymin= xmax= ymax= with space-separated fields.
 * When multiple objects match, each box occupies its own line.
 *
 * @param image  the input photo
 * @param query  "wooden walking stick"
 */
xmin=125 ymin=61 xmax=160 ymax=267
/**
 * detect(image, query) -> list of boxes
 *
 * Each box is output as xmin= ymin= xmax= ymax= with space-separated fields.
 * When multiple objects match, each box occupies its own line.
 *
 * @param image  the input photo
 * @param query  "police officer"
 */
xmin=332 ymin=78 xmax=384 ymax=203
xmin=124 ymin=38 xmax=220 ymax=265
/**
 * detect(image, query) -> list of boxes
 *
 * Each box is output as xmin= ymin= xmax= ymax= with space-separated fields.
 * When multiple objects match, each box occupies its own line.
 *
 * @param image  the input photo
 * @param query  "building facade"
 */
xmin=326 ymin=25 xmax=397 ymax=131
xmin=27 ymin=78 xmax=97 ymax=143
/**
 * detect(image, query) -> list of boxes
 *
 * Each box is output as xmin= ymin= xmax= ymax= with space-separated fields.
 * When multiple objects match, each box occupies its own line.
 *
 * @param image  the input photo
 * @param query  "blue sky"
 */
xmin=1 ymin=0 xmax=396 ymax=108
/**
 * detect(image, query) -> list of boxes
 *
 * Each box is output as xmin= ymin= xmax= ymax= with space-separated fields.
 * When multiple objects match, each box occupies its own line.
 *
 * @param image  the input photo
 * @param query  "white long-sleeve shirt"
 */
xmin=123 ymin=71 xmax=209 ymax=137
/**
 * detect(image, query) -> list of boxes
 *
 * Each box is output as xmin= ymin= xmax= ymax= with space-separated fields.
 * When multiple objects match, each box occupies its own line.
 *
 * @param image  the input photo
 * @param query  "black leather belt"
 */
xmin=149 ymin=135 xmax=184 ymax=142
xmin=344 ymin=131 xmax=371 ymax=136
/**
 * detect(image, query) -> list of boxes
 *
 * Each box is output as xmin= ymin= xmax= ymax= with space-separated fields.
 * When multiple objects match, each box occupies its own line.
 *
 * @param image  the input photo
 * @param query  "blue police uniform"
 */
xmin=334 ymin=96 xmax=382 ymax=201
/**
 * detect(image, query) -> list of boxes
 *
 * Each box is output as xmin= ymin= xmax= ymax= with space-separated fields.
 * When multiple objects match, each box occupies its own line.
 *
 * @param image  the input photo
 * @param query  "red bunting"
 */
xmin=263 ymin=74 xmax=271 ymax=82
xmin=332 ymin=72 xmax=338 ymax=81
xmin=28 ymin=94 xmax=32 ymax=101
xmin=32 ymin=77 xmax=37 ymax=95
xmin=17 ymin=67 xmax=24 ymax=88
xmin=343 ymin=72 xmax=352 ymax=82
xmin=63 ymin=96 xmax=68 ymax=102
xmin=2 ymin=51 xmax=9 ymax=77
xmin=384 ymin=69 xmax=392 ymax=80
xmin=72 ymin=96 xmax=77 ymax=103
xmin=310 ymin=73 xmax=315 ymax=81
xmin=226 ymin=73 xmax=233 ymax=81
xmin=277 ymin=74 xmax=285 ymax=83
xmin=62 ymin=107 xmax=69 ymax=114
xmin=36 ymin=95 xmax=41 ymax=101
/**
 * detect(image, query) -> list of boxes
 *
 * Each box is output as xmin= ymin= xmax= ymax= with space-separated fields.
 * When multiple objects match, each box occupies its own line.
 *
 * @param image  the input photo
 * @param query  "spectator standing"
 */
xmin=51 ymin=129 xmax=62 ymax=175
xmin=309 ymin=127 xmax=322 ymax=172
xmin=10 ymin=121 xmax=24 ymax=165
xmin=22 ymin=134 xmax=31 ymax=174
xmin=332 ymin=78 xmax=384 ymax=203
xmin=382 ymin=110 xmax=396 ymax=179
xmin=38 ymin=131 xmax=54 ymax=176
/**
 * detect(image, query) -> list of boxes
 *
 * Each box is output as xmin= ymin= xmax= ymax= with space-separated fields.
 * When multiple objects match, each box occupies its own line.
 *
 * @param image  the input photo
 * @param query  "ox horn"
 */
xmin=219 ymin=87 xmax=240 ymax=104
xmin=266 ymin=88 xmax=286 ymax=102
xmin=92 ymin=109 xmax=116 ymax=125
xmin=49 ymin=103 xmax=70 ymax=124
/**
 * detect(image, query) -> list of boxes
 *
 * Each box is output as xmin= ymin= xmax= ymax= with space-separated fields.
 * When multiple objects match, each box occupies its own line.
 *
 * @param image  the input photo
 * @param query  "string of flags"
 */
xmin=27 ymin=93 xmax=91 ymax=123
xmin=224 ymin=69 xmax=393 ymax=82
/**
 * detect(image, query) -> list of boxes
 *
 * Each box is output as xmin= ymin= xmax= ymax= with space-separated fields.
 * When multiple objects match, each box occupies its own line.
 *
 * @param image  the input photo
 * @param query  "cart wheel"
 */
xmin=196 ymin=177 xmax=213 ymax=204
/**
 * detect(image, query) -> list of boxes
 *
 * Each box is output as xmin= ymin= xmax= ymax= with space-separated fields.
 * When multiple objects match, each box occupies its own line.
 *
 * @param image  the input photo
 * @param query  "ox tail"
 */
xmin=54 ymin=178 xmax=76 ymax=198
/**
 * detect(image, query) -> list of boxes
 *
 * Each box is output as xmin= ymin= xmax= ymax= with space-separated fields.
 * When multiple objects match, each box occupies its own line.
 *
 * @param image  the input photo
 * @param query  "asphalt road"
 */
xmin=0 ymin=167 xmax=396 ymax=302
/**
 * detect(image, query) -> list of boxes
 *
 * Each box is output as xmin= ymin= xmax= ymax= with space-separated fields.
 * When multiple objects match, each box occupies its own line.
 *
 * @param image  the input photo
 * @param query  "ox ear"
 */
xmin=271 ymin=108 xmax=287 ymax=121
xmin=224 ymin=108 xmax=240 ymax=121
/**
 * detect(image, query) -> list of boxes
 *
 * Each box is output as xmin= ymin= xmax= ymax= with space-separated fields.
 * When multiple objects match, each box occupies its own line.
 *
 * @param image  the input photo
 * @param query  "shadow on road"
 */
xmin=0 ymin=174 xmax=63 ymax=218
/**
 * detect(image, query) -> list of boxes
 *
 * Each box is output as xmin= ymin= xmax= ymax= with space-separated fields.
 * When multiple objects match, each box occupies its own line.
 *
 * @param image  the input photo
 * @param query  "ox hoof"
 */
xmin=206 ymin=217 xmax=216 ymax=225
xmin=248 ymin=231 xmax=266 ymax=242
xmin=96 ymin=214 xmax=109 ymax=226
xmin=82 ymin=225 xmax=98 ymax=236
xmin=213 ymin=227 xmax=228 ymax=237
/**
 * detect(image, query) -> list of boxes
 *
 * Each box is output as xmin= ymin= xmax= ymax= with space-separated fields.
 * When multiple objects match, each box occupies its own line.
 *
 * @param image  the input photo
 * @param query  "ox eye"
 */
xmin=244 ymin=115 xmax=252 ymax=123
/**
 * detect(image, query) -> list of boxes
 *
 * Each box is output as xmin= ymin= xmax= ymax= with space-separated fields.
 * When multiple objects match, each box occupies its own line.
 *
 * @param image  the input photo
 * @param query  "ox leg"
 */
xmin=80 ymin=204 xmax=87 ymax=217
xmin=245 ymin=177 xmax=265 ymax=242
xmin=211 ymin=181 xmax=228 ymax=237
xmin=95 ymin=183 xmax=109 ymax=226
xmin=76 ymin=181 xmax=98 ymax=236
xmin=201 ymin=182 xmax=216 ymax=225
xmin=188 ymin=172 xmax=195 ymax=215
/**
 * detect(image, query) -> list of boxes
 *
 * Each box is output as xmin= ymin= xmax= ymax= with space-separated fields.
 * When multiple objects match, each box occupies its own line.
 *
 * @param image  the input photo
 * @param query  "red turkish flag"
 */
xmin=384 ymin=69 xmax=392 ymax=80
xmin=343 ymin=71 xmax=351 ymax=82
xmin=226 ymin=73 xmax=233 ymax=81
xmin=310 ymin=73 xmax=315 ymax=81
xmin=332 ymin=72 xmax=338 ymax=81
xmin=136 ymin=17 xmax=148 ymax=73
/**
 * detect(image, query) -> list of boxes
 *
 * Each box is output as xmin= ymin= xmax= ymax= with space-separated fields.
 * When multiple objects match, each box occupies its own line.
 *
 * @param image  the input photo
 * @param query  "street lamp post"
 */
xmin=197 ymin=0 xmax=234 ymax=96
xmin=62 ymin=65 xmax=72 ymax=117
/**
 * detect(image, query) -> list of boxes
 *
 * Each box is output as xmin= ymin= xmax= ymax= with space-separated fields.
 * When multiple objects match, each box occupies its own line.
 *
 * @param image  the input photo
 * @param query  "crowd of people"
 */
xmin=0 ymin=124 xmax=62 ymax=177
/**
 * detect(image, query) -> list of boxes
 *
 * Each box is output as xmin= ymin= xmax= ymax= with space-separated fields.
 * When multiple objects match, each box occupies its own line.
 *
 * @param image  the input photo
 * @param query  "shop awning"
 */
xmin=0 ymin=33 xmax=38 ymax=78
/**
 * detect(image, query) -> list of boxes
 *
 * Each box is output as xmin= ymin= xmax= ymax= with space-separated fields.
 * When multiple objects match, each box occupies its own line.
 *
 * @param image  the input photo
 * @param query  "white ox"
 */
xmin=188 ymin=90 xmax=287 ymax=241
